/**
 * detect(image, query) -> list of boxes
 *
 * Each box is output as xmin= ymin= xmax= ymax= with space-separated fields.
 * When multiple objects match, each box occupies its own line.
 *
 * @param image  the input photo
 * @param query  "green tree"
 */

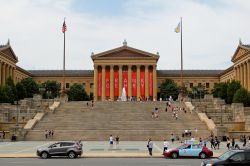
xmin=160 ymin=79 xmax=179 ymax=100
xmin=5 ymin=77 xmax=17 ymax=101
xmin=42 ymin=80 xmax=61 ymax=99
xmin=212 ymin=82 xmax=228 ymax=101
xmin=227 ymin=80 xmax=241 ymax=104
xmin=1 ymin=85 xmax=15 ymax=103
xmin=21 ymin=77 xmax=39 ymax=98
xmin=16 ymin=82 xmax=26 ymax=100
xmin=67 ymin=83 xmax=90 ymax=101
xmin=0 ymin=86 xmax=7 ymax=103
xmin=233 ymin=88 xmax=249 ymax=106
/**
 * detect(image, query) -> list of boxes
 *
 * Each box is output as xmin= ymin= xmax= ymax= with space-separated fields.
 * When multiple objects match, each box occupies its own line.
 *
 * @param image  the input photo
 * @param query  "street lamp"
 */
xmin=14 ymin=101 xmax=19 ymax=128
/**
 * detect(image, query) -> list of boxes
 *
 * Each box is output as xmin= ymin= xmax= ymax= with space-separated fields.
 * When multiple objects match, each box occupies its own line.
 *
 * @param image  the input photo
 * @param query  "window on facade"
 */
xmin=198 ymin=83 xmax=202 ymax=87
xmin=82 ymin=83 xmax=86 ymax=89
xmin=190 ymin=83 xmax=193 ymax=88
xmin=90 ymin=83 xmax=94 ymax=89
xmin=206 ymin=83 xmax=209 ymax=88
xmin=66 ymin=83 xmax=70 ymax=89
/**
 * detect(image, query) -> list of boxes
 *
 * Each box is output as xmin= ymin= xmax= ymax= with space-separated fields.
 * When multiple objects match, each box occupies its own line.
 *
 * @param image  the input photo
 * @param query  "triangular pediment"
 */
xmin=0 ymin=45 xmax=18 ymax=62
xmin=231 ymin=45 xmax=250 ymax=62
xmin=91 ymin=45 xmax=159 ymax=60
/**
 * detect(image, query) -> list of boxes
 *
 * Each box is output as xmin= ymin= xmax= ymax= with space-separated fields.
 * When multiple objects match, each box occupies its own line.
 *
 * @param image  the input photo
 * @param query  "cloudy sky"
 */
xmin=0 ymin=0 xmax=250 ymax=70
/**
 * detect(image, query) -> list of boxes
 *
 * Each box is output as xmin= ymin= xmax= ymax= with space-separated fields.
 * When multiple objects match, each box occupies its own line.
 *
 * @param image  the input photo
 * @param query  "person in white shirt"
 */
xmin=163 ymin=140 xmax=169 ymax=154
xmin=109 ymin=135 xmax=113 ymax=149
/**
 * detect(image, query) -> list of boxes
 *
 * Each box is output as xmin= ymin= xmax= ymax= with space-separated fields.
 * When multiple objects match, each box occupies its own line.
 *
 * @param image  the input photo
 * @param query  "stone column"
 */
xmin=244 ymin=62 xmax=247 ymax=89
xmin=0 ymin=61 xmax=2 ymax=85
xmin=12 ymin=67 xmax=16 ymax=84
xmin=5 ymin=64 xmax=9 ymax=80
xmin=9 ymin=66 xmax=12 ymax=78
xmin=110 ymin=65 xmax=114 ymax=101
xmin=101 ymin=65 xmax=106 ymax=101
xmin=239 ymin=64 xmax=242 ymax=85
xmin=247 ymin=60 xmax=250 ymax=91
xmin=241 ymin=64 xmax=244 ymax=86
xmin=145 ymin=65 xmax=149 ymax=99
xmin=234 ymin=66 xmax=238 ymax=80
xmin=128 ymin=65 xmax=132 ymax=98
xmin=153 ymin=65 xmax=157 ymax=100
xmin=136 ymin=65 xmax=140 ymax=100
xmin=2 ymin=63 xmax=5 ymax=85
xmin=118 ymin=65 xmax=122 ymax=98
xmin=93 ymin=65 xmax=98 ymax=101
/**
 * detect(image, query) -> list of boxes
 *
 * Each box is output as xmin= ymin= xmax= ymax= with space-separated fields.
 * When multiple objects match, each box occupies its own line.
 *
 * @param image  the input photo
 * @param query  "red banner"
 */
xmin=98 ymin=71 xmax=102 ymax=97
xmin=123 ymin=71 xmax=128 ymax=96
xmin=149 ymin=70 xmax=153 ymax=96
xmin=132 ymin=71 xmax=137 ymax=96
xmin=140 ymin=70 xmax=145 ymax=97
xmin=114 ymin=71 xmax=119 ymax=97
xmin=105 ymin=70 xmax=110 ymax=97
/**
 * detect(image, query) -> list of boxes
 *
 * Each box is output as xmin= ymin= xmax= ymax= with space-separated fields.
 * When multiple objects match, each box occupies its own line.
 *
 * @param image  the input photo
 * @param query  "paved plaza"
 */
xmin=0 ymin=140 xmax=233 ymax=158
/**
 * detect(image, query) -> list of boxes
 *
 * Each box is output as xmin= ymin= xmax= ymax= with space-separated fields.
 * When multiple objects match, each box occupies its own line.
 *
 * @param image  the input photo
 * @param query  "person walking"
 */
xmin=115 ymin=136 xmax=120 ymax=148
xmin=210 ymin=137 xmax=215 ymax=149
xmin=226 ymin=137 xmax=231 ymax=150
xmin=109 ymin=135 xmax=113 ymax=149
xmin=147 ymin=138 xmax=153 ymax=156
xmin=2 ymin=131 xmax=5 ymax=139
xmin=163 ymin=140 xmax=169 ymax=154
xmin=45 ymin=130 xmax=48 ymax=139
xmin=232 ymin=138 xmax=235 ymax=148
xmin=51 ymin=130 xmax=54 ymax=139
xmin=243 ymin=135 xmax=247 ymax=147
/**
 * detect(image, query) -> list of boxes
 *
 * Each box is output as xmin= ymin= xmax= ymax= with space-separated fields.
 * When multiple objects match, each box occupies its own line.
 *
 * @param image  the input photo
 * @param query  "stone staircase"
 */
xmin=25 ymin=101 xmax=210 ymax=141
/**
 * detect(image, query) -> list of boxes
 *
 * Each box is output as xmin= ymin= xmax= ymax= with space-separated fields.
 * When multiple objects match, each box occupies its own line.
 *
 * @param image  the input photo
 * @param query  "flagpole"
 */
xmin=180 ymin=17 xmax=184 ymax=90
xmin=63 ymin=18 xmax=66 ymax=95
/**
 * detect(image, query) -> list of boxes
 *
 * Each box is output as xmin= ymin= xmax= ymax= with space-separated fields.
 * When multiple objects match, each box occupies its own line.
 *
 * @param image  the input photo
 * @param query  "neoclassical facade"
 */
xmin=0 ymin=40 xmax=249 ymax=101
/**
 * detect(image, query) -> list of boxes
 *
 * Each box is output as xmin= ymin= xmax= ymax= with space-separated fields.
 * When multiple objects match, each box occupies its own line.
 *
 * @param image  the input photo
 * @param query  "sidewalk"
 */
xmin=0 ymin=141 xmax=225 ymax=158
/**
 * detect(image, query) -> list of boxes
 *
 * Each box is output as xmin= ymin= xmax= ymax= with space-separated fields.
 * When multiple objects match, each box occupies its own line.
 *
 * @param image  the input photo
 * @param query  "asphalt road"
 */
xmin=0 ymin=158 xmax=204 ymax=166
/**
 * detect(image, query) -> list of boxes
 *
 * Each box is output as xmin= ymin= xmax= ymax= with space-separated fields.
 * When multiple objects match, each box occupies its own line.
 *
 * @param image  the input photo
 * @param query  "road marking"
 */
xmin=0 ymin=142 xmax=22 ymax=148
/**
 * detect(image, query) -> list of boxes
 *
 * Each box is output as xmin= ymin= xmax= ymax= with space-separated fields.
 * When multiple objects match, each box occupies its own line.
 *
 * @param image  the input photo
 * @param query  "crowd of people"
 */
xmin=44 ymin=130 xmax=54 ymax=139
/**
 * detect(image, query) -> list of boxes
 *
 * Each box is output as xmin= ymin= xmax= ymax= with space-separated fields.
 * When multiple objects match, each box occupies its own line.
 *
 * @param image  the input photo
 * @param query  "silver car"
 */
xmin=37 ymin=141 xmax=82 ymax=159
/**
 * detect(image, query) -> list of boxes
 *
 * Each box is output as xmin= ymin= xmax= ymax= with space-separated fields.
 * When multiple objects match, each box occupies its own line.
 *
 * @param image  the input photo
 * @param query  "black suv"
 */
xmin=201 ymin=149 xmax=250 ymax=166
xmin=37 ymin=141 xmax=82 ymax=159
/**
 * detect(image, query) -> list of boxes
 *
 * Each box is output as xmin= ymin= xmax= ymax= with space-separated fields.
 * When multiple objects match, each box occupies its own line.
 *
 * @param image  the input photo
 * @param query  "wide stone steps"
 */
xmin=25 ymin=101 xmax=210 ymax=141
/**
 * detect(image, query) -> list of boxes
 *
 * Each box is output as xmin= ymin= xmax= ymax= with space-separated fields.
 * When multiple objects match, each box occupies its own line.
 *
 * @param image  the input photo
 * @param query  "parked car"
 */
xmin=163 ymin=142 xmax=213 ymax=159
xmin=37 ymin=141 xmax=82 ymax=159
xmin=201 ymin=149 xmax=250 ymax=166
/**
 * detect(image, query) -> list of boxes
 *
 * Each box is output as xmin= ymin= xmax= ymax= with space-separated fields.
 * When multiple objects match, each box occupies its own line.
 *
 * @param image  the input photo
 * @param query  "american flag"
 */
xmin=62 ymin=20 xmax=67 ymax=33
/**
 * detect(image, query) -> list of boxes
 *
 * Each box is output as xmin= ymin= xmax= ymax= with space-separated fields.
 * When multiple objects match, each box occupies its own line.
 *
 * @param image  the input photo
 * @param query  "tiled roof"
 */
xmin=28 ymin=70 xmax=93 ymax=77
xmin=157 ymin=70 xmax=223 ymax=77
xmin=28 ymin=69 xmax=223 ymax=77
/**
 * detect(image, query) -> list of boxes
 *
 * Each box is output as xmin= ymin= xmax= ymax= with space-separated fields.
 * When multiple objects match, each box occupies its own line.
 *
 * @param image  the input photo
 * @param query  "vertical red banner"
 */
xmin=98 ymin=71 xmax=102 ymax=97
xmin=149 ymin=70 xmax=153 ymax=96
xmin=123 ymin=71 xmax=128 ymax=96
xmin=114 ymin=71 xmax=119 ymax=97
xmin=105 ymin=70 xmax=110 ymax=97
xmin=140 ymin=70 xmax=145 ymax=97
xmin=132 ymin=71 xmax=137 ymax=96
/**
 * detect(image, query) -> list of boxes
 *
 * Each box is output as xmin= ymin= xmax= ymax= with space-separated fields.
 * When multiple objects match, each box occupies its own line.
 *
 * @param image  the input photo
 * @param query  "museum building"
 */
xmin=0 ymin=40 xmax=250 ymax=101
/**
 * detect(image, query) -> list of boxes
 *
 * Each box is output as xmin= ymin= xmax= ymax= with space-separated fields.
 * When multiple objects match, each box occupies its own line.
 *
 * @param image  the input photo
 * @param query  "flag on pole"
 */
xmin=175 ymin=22 xmax=180 ymax=33
xmin=62 ymin=20 xmax=67 ymax=33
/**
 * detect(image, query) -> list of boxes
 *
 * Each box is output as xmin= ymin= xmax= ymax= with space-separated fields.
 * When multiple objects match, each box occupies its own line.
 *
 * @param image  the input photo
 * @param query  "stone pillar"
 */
xmin=2 ymin=63 xmax=5 ymax=85
xmin=241 ymin=64 xmax=244 ymax=87
xmin=247 ymin=60 xmax=250 ymax=91
xmin=153 ymin=65 xmax=157 ymax=100
xmin=5 ymin=64 xmax=9 ymax=80
xmin=0 ymin=61 xmax=2 ymax=85
xmin=12 ymin=67 xmax=16 ymax=84
xmin=118 ymin=65 xmax=122 ymax=98
xmin=244 ymin=62 xmax=247 ymax=89
xmin=9 ymin=66 xmax=13 ymax=78
xmin=128 ymin=65 xmax=132 ymax=98
xmin=236 ymin=66 xmax=240 ymax=81
xmin=239 ymin=64 xmax=243 ymax=85
xmin=136 ymin=65 xmax=140 ymax=100
xmin=93 ymin=65 xmax=98 ymax=101
xmin=101 ymin=65 xmax=106 ymax=101
xmin=110 ymin=65 xmax=114 ymax=101
xmin=235 ymin=66 xmax=238 ymax=80
xmin=145 ymin=65 xmax=149 ymax=99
